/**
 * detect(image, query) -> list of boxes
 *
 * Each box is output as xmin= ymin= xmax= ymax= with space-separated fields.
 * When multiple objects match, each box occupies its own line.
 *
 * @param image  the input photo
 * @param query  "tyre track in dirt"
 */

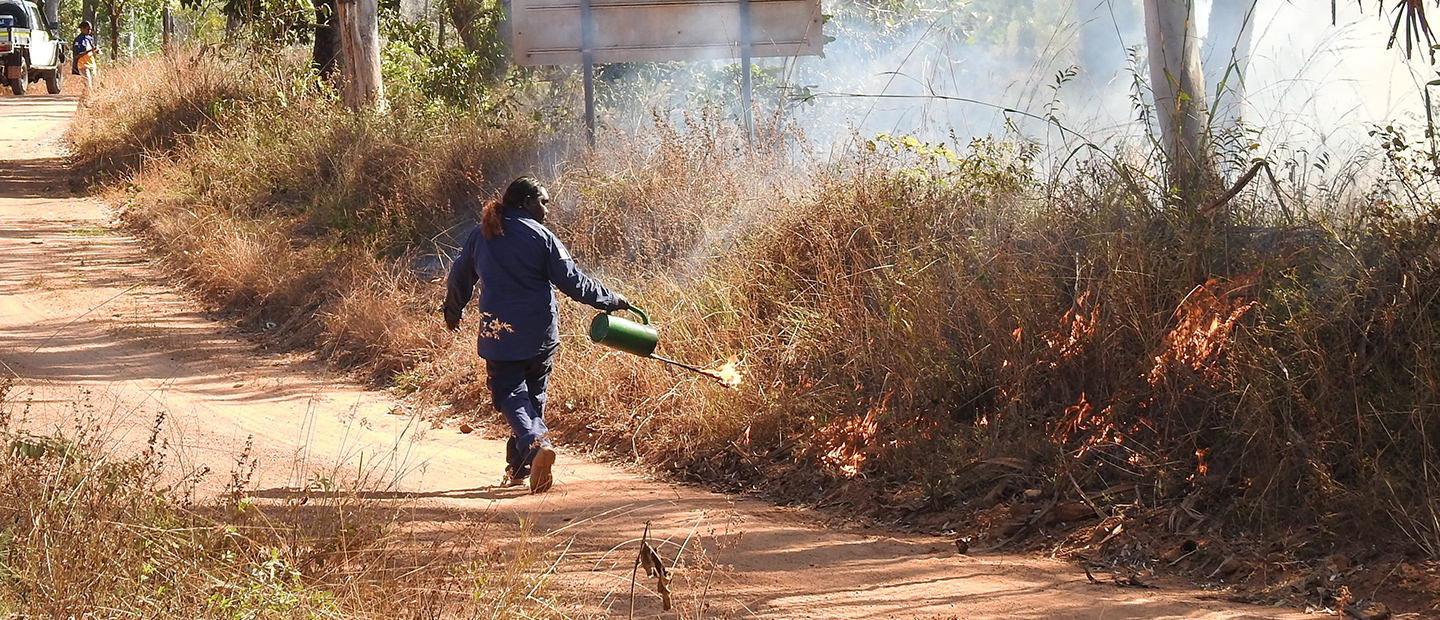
xmin=0 ymin=94 xmax=1308 ymax=619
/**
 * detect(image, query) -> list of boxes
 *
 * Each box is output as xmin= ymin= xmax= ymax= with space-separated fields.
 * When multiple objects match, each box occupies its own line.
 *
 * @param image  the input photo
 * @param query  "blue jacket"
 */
xmin=443 ymin=208 xmax=623 ymax=361
xmin=72 ymin=33 xmax=95 ymax=57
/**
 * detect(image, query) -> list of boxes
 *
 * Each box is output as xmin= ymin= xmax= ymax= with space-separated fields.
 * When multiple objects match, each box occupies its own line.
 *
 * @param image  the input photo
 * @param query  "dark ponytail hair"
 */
xmin=481 ymin=176 xmax=545 ymax=240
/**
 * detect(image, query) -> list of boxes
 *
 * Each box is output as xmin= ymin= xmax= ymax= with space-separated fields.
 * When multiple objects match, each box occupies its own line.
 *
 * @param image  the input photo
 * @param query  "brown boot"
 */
xmin=530 ymin=447 xmax=556 ymax=494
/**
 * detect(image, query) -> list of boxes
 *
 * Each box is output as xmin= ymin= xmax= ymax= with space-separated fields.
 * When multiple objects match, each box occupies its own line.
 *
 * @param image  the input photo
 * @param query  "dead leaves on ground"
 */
xmin=1084 ymin=565 xmax=1156 ymax=589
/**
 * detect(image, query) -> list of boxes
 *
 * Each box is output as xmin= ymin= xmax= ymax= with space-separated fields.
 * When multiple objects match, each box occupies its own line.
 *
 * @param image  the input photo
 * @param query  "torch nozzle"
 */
xmin=648 ymin=354 xmax=744 ymax=389
xmin=648 ymin=354 xmax=707 ymax=375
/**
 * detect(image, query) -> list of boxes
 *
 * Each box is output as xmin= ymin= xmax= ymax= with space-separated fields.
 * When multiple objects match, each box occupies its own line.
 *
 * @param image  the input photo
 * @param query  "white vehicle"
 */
xmin=0 ymin=0 xmax=64 ymax=95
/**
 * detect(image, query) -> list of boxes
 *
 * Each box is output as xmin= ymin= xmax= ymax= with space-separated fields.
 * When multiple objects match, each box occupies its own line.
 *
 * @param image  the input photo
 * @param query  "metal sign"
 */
xmin=511 ymin=0 xmax=824 ymax=66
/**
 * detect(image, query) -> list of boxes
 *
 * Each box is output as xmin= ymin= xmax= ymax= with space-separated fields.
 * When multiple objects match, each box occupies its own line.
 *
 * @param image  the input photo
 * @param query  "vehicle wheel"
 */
xmin=9 ymin=59 xmax=26 ymax=96
xmin=44 ymin=68 xmax=60 ymax=94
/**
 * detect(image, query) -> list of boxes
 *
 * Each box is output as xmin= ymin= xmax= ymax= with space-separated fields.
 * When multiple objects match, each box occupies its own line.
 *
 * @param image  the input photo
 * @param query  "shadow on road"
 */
xmin=0 ymin=94 xmax=79 ymax=103
xmin=0 ymin=157 xmax=82 ymax=199
xmin=253 ymin=485 xmax=534 ymax=501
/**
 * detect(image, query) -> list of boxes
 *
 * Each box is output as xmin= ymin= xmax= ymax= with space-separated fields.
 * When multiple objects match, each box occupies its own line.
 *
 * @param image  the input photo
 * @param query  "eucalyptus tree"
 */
xmin=180 ymin=0 xmax=315 ymax=47
xmin=98 ymin=0 xmax=129 ymax=56
xmin=1143 ymin=0 xmax=1439 ymax=207
xmin=181 ymin=0 xmax=382 ymax=109
xmin=1142 ymin=0 xmax=1211 ymax=205
xmin=336 ymin=0 xmax=384 ymax=109
xmin=96 ymin=0 xmax=170 ymax=57
xmin=438 ymin=0 xmax=506 ymax=79
xmin=439 ymin=0 xmax=490 ymax=54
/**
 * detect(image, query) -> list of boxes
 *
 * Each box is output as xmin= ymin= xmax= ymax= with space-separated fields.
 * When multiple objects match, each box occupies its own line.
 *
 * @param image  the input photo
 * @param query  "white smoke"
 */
xmin=591 ymin=0 xmax=1434 ymax=191
xmin=756 ymin=1 xmax=1433 ymax=176
xmin=1228 ymin=3 xmax=1430 ymax=165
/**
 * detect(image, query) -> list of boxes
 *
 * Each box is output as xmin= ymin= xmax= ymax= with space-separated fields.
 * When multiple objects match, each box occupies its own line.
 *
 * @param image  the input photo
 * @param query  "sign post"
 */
xmin=739 ymin=0 xmax=752 ymax=142
xmin=510 ymin=0 xmax=824 ymax=145
xmin=580 ymin=0 xmax=595 ymax=145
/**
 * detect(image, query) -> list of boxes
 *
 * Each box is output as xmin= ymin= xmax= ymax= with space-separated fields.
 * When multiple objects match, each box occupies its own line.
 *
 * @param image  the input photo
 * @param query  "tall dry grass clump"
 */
xmin=555 ymin=109 xmax=800 ymax=273
xmin=68 ymin=48 xmax=275 ymax=177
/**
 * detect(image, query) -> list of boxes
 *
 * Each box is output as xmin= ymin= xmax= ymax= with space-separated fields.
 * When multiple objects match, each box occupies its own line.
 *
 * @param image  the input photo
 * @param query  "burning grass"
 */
xmin=69 ymin=49 xmax=1440 ymax=605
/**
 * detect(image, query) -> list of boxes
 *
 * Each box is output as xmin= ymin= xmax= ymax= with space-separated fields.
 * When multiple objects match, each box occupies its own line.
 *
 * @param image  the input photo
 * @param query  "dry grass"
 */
xmin=68 ymin=47 xmax=272 ymax=178
xmin=69 ymin=50 xmax=1440 ymax=565
xmin=554 ymin=108 xmax=800 ymax=273
xmin=0 ymin=378 xmax=571 ymax=619
xmin=77 ymin=51 xmax=543 ymax=382
xmin=549 ymin=127 xmax=1440 ymax=557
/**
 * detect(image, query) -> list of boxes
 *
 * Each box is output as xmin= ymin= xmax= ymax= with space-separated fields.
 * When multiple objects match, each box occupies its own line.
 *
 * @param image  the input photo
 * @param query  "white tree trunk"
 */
xmin=1143 ymin=0 xmax=1211 ymax=200
xmin=338 ymin=0 xmax=386 ymax=111
xmin=1202 ymin=0 xmax=1257 ymax=132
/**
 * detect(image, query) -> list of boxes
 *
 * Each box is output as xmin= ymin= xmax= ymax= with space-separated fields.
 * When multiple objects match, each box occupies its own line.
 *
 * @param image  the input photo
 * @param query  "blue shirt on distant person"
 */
xmin=443 ymin=208 xmax=624 ymax=361
xmin=73 ymin=28 xmax=97 ymax=73
xmin=72 ymin=32 xmax=95 ymax=60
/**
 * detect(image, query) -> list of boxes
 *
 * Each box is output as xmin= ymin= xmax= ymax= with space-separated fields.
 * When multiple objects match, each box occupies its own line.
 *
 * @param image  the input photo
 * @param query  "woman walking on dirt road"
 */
xmin=443 ymin=176 xmax=632 ymax=494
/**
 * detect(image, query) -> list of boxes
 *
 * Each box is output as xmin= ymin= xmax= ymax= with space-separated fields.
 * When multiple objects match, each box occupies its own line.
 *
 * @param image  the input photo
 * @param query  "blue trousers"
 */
xmin=486 ymin=346 xmax=556 ymax=479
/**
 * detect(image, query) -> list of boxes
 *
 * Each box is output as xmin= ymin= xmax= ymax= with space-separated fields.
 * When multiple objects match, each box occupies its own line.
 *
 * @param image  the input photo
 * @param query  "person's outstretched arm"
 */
xmin=442 ymin=228 xmax=481 ymax=329
xmin=546 ymin=237 xmax=628 ymax=311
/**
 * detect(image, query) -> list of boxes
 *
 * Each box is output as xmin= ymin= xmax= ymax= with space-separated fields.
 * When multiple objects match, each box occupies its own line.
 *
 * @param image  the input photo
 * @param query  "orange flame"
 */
xmin=1052 ymin=393 xmax=1141 ymax=461
xmin=1148 ymin=273 xmax=1259 ymax=387
xmin=817 ymin=391 xmax=889 ymax=478
xmin=700 ymin=354 xmax=744 ymax=389
xmin=1042 ymin=291 xmax=1099 ymax=367
xmin=1054 ymin=392 xmax=1095 ymax=441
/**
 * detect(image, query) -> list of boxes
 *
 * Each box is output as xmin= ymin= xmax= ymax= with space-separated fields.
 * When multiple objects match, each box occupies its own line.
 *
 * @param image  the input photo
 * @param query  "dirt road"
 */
xmin=0 ymin=94 xmax=1308 ymax=619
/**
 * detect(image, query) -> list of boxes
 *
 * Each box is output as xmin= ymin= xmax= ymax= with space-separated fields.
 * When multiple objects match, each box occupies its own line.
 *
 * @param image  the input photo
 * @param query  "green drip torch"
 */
xmin=588 ymin=307 xmax=733 ymax=385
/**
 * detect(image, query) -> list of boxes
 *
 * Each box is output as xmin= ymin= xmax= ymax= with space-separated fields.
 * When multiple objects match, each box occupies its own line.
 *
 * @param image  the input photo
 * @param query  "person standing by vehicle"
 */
xmin=72 ymin=21 xmax=97 ymax=98
xmin=443 ymin=176 xmax=632 ymax=494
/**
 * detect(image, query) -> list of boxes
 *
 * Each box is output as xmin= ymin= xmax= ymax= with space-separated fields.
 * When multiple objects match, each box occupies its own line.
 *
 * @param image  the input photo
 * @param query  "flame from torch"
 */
xmin=698 ymin=354 xmax=743 ymax=388
xmin=649 ymin=353 xmax=744 ymax=389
